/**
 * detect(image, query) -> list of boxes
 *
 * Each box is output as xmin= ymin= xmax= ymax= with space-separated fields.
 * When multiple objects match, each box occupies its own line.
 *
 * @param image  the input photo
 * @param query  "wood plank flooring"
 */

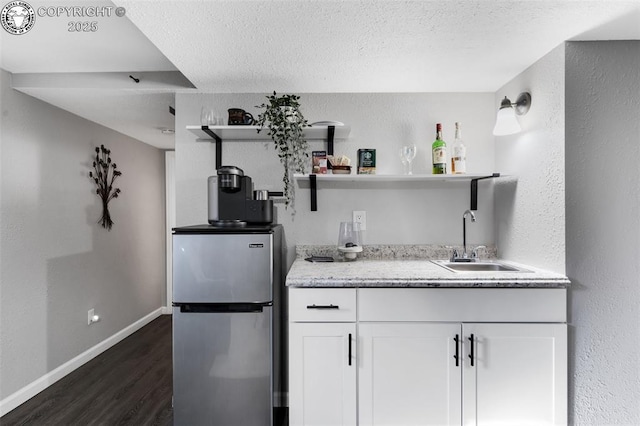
xmin=2 ymin=315 xmax=173 ymax=426
xmin=2 ymin=315 xmax=288 ymax=426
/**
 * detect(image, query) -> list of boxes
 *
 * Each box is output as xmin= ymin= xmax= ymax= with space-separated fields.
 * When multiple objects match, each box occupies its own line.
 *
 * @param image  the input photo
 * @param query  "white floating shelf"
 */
xmin=295 ymin=172 xmax=506 ymax=211
xmin=294 ymin=173 xmax=503 ymax=182
xmin=186 ymin=124 xmax=351 ymax=141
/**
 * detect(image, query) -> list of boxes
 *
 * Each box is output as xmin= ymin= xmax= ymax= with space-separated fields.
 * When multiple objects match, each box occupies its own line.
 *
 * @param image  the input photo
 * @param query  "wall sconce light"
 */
xmin=493 ymin=92 xmax=532 ymax=136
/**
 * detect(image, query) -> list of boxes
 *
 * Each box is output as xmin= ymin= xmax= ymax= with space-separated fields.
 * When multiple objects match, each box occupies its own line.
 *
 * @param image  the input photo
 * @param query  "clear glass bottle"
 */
xmin=451 ymin=122 xmax=467 ymax=174
xmin=432 ymin=123 xmax=447 ymax=174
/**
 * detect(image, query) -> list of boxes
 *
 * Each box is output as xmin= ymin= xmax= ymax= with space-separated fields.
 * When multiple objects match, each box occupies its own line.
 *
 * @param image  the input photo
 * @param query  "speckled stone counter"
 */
xmin=287 ymin=245 xmax=570 ymax=288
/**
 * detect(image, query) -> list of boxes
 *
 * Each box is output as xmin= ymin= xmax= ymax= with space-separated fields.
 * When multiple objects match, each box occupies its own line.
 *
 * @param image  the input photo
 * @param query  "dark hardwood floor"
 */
xmin=1 ymin=315 xmax=173 ymax=426
xmin=2 ymin=315 xmax=288 ymax=426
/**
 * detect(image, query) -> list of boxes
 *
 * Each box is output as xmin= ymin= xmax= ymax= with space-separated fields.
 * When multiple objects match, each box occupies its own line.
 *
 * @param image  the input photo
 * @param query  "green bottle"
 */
xmin=432 ymin=123 xmax=447 ymax=174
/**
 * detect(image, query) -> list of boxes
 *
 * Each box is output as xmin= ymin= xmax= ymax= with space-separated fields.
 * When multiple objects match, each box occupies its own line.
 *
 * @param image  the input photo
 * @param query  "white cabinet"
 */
xmin=359 ymin=323 xmax=462 ymax=426
xmin=289 ymin=323 xmax=357 ymax=426
xmin=463 ymin=323 xmax=567 ymax=426
xmin=288 ymin=287 xmax=567 ymax=426
xmin=289 ymin=289 xmax=357 ymax=426
xmin=357 ymin=322 xmax=567 ymax=426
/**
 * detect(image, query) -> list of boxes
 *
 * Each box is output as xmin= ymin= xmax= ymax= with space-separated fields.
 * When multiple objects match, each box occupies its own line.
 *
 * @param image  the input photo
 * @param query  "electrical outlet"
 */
xmin=353 ymin=210 xmax=367 ymax=231
xmin=88 ymin=308 xmax=95 ymax=325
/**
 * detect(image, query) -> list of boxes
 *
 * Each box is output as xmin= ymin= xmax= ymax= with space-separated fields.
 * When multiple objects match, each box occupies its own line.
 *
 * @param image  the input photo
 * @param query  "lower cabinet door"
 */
xmin=289 ymin=322 xmax=357 ymax=426
xmin=359 ymin=323 xmax=462 ymax=426
xmin=463 ymin=323 xmax=568 ymax=426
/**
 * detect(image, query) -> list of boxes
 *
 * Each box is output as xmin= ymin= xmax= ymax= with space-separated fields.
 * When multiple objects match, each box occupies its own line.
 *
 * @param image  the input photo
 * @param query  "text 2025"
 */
xmin=68 ymin=21 xmax=98 ymax=32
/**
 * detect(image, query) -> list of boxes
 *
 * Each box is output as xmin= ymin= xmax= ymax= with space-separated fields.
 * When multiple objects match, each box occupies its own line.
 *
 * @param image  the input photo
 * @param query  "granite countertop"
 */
xmin=286 ymin=245 xmax=570 ymax=288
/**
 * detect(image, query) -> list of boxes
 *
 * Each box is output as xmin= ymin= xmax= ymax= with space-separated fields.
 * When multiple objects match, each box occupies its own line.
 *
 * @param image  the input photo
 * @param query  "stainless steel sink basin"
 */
xmin=432 ymin=260 xmax=531 ymax=273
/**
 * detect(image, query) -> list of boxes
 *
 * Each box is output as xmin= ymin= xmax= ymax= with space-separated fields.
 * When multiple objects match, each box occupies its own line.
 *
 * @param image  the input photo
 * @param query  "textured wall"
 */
xmin=565 ymin=41 xmax=640 ymax=425
xmin=494 ymin=44 xmax=566 ymax=274
xmin=0 ymin=69 xmax=166 ymax=400
xmin=175 ymin=92 xmax=497 ymax=265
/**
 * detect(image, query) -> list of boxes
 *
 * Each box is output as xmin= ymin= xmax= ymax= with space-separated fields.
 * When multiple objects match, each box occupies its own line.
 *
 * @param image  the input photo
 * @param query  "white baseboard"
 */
xmin=161 ymin=305 xmax=173 ymax=315
xmin=0 ymin=307 xmax=166 ymax=417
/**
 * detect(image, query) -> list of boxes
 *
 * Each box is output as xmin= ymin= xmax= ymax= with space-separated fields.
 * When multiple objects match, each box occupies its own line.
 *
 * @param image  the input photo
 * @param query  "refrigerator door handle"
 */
xmin=175 ymin=302 xmax=272 ymax=313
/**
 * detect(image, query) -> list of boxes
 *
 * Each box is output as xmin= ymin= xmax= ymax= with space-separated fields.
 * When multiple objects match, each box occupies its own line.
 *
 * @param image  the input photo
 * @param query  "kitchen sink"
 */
xmin=432 ymin=260 xmax=532 ymax=273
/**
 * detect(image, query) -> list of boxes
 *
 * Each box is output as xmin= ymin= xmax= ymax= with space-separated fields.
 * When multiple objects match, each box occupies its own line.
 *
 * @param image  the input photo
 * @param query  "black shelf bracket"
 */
xmin=327 ymin=125 xmax=335 ymax=156
xmin=310 ymin=174 xmax=318 ymax=211
xmin=308 ymin=126 xmax=337 ymax=211
xmin=202 ymin=126 xmax=222 ymax=169
xmin=470 ymin=173 xmax=500 ymax=211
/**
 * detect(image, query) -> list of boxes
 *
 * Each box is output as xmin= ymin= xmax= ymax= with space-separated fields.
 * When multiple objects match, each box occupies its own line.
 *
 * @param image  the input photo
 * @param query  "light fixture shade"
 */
xmin=493 ymin=106 xmax=522 ymax=136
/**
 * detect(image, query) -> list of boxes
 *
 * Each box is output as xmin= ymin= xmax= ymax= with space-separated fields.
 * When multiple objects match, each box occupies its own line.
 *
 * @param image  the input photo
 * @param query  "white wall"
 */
xmin=175 ymin=92 xmax=497 ymax=264
xmin=0 ymin=69 xmax=166 ymax=401
xmin=565 ymin=41 xmax=640 ymax=425
xmin=494 ymin=44 xmax=566 ymax=274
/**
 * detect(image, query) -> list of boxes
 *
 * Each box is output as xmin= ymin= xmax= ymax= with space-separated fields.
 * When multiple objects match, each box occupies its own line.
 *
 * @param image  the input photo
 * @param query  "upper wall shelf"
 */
xmin=186 ymin=124 xmax=351 ymax=141
xmin=186 ymin=124 xmax=351 ymax=169
xmin=294 ymin=173 xmax=503 ymax=212
xmin=293 ymin=173 xmax=500 ymax=182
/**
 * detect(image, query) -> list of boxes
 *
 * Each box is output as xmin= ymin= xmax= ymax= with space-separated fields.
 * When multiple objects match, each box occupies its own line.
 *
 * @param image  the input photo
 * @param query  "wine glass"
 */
xmin=399 ymin=145 xmax=418 ymax=175
xmin=200 ymin=107 xmax=213 ymax=126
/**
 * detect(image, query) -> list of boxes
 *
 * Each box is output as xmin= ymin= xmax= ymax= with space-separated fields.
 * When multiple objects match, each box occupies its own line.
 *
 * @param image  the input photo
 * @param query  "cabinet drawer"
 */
xmin=359 ymin=288 xmax=566 ymax=322
xmin=289 ymin=288 xmax=357 ymax=322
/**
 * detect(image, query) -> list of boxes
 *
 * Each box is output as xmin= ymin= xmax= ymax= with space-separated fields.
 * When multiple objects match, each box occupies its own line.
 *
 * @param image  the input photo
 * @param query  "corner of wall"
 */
xmin=565 ymin=40 xmax=640 ymax=426
xmin=494 ymin=43 xmax=566 ymax=274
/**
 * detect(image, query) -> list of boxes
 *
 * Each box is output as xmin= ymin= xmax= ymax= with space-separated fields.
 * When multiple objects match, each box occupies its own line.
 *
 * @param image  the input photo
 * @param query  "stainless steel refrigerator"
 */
xmin=172 ymin=224 xmax=285 ymax=426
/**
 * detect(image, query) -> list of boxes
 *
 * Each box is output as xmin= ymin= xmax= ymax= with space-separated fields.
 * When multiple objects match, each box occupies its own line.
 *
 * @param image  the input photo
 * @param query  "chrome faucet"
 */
xmin=462 ymin=209 xmax=476 ymax=259
xmin=451 ymin=210 xmax=476 ymax=261
xmin=471 ymin=245 xmax=486 ymax=260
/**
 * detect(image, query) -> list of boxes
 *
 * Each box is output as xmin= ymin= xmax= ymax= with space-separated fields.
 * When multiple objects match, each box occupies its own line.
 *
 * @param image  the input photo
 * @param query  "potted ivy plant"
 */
xmin=255 ymin=92 xmax=309 ymax=210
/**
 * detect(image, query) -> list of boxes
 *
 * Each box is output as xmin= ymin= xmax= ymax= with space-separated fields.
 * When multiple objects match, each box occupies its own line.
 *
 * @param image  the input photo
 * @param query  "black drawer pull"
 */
xmin=468 ymin=334 xmax=475 ymax=367
xmin=348 ymin=333 xmax=352 ymax=366
xmin=306 ymin=304 xmax=339 ymax=310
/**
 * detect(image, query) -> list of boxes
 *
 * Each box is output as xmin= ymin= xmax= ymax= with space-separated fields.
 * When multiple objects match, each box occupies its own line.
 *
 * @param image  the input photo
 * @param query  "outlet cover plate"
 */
xmin=353 ymin=210 xmax=366 ymax=231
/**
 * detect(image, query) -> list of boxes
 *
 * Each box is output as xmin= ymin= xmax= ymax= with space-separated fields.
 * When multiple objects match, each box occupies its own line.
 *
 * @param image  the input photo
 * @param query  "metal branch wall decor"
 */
xmin=89 ymin=145 xmax=122 ymax=230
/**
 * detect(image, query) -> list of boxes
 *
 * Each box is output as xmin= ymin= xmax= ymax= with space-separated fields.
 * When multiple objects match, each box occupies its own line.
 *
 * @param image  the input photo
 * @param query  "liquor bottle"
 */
xmin=451 ymin=122 xmax=467 ymax=174
xmin=432 ymin=123 xmax=447 ymax=174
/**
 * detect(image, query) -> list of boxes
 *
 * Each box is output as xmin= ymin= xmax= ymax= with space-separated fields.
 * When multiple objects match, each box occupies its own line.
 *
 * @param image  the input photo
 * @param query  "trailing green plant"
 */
xmin=89 ymin=145 xmax=122 ymax=230
xmin=255 ymin=92 xmax=309 ymax=210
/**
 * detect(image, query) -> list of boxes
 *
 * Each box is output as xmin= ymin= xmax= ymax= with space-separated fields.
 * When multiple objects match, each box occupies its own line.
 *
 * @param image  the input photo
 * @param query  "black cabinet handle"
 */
xmin=468 ymin=334 xmax=475 ymax=367
xmin=348 ymin=333 xmax=352 ymax=366
xmin=306 ymin=304 xmax=339 ymax=310
xmin=454 ymin=334 xmax=460 ymax=367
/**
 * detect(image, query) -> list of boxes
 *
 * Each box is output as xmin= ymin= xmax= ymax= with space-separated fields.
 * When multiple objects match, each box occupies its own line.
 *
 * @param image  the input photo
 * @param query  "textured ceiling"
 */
xmin=1 ymin=0 xmax=186 ymax=148
xmin=0 ymin=0 xmax=177 ymax=73
xmin=2 ymin=0 xmax=639 ymax=149
xmin=114 ymin=0 xmax=640 ymax=93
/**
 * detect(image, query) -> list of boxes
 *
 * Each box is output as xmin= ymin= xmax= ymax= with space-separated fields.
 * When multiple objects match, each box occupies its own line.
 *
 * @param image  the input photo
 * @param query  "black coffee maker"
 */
xmin=207 ymin=166 xmax=274 ymax=226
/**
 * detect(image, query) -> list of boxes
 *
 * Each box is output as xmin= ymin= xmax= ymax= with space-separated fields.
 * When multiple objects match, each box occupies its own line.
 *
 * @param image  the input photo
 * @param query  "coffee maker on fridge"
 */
xmin=208 ymin=166 xmax=274 ymax=226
